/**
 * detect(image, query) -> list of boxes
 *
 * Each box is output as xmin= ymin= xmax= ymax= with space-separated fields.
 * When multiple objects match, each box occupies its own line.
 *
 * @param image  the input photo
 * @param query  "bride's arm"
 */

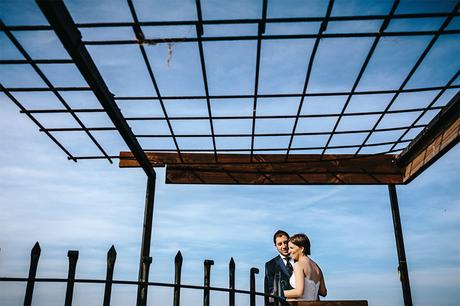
xmin=284 ymin=264 xmax=305 ymax=298
xmin=318 ymin=266 xmax=327 ymax=297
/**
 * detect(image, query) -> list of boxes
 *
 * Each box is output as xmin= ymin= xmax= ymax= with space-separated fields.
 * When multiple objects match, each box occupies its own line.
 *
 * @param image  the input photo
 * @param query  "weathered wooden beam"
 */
xmin=398 ymin=91 xmax=460 ymax=183
xmin=165 ymin=163 xmax=402 ymax=185
xmin=120 ymin=151 xmax=334 ymax=167
xmin=119 ymin=152 xmax=402 ymax=184
xmin=120 ymin=152 xmax=396 ymax=167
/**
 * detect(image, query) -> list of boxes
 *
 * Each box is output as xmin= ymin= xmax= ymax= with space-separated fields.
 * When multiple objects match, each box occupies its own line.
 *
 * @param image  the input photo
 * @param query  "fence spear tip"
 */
xmin=32 ymin=242 xmax=41 ymax=254
xmin=67 ymin=250 xmax=79 ymax=259
xmin=204 ymin=259 xmax=214 ymax=266
xmin=108 ymin=245 xmax=117 ymax=259
xmin=175 ymin=250 xmax=183 ymax=262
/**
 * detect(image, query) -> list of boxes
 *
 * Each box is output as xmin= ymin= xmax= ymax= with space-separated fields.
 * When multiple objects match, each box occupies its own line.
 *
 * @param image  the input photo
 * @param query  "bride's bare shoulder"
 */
xmin=309 ymin=258 xmax=322 ymax=273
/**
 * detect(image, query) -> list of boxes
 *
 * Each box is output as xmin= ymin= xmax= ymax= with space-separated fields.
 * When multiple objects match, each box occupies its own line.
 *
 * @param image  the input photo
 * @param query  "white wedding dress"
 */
xmin=289 ymin=272 xmax=320 ymax=300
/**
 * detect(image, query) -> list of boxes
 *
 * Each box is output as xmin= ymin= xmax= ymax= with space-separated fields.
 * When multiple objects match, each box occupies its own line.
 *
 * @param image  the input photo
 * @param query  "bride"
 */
xmin=283 ymin=233 xmax=327 ymax=301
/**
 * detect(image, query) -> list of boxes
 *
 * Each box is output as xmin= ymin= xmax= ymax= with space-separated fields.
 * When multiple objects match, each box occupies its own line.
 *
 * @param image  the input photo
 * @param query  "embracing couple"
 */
xmin=264 ymin=230 xmax=327 ymax=304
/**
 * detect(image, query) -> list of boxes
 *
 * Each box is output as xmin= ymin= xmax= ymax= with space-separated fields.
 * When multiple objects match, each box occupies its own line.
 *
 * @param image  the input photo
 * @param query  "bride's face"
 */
xmin=288 ymin=242 xmax=304 ymax=261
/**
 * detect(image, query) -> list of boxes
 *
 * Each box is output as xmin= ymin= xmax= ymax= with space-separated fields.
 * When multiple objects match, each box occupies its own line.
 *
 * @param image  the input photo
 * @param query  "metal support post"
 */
xmin=203 ymin=259 xmax=214 ymax=306
xmin=35 ymin=1 xmax=156 ymax=305
xmin=250 ymin=267 xmax=259 ymax=306
xmin=136 ymin=176 xmax=156 ymax=306
xmin=388 ymin=184 xmax=413 ymax=306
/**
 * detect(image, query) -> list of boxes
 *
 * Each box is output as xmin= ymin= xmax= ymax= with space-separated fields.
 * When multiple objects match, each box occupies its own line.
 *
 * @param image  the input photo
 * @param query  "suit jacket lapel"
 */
xmin=276 ymin=255 xmax=290 ymax=277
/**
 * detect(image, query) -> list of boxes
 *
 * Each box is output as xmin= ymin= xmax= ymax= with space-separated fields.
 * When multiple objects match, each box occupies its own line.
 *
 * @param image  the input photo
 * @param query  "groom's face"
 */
xmin=275 ymin=235 xmax=289 ymax=256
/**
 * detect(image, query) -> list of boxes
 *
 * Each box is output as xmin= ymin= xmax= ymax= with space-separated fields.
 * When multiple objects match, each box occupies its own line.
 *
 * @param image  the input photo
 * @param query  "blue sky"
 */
xmin=1 ymin=0 xmax=460 ymax=305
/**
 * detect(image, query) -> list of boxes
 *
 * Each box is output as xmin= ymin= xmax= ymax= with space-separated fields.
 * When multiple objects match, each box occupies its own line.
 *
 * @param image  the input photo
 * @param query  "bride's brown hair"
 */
xmin=289 ymin=233 xmax=311 ymax=255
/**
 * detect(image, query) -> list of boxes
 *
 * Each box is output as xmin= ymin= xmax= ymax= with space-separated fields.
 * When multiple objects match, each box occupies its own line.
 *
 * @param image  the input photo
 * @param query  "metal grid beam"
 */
xmin=354 ymin=1 xmax=460 ymax=155
xmin=321 ymin=0 xmax=400 ymax=158
xmin=125 ymin=0 xmax=184 ymax=163
xmin=1 ymin=19 xmax=112 ymax=163
xmin=36 ymin=0 xmax=155 ymax=177
xmin=195 ymin=0 xmax=218 ymax=162
xmin=0 ymin=0 xmax=457 ymax=175
xmin=3 ymin=11 xmax=460 ymax=32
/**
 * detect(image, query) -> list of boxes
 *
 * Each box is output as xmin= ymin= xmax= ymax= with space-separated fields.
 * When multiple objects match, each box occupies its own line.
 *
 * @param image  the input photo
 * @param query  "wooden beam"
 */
xmin=120 ymin=151 xmax=348 ymax=167
xmin=119 ymin=152 xmax=403 ymax=185
xmin=398 ymin=91 xmax=460 ymax=183
xmin=165 ymin=162 xmax=402 ymax=185
xmin=120 ymin=152 xmax=396 ymax=167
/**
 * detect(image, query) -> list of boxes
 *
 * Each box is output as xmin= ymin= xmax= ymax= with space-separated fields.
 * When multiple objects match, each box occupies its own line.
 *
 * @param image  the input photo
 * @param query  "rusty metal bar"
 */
xmin=250 ymin=268 xmax=259 ymax=306
xmin=203 ymin=260 xmax=214 ymax=306
xmin=173 ymin=251 xmax=183 ymax=306
xmin=103 ymin=246 xmax=117 ymax=306
xmin=23 ymin=242 xmax=41 ymax=306
xmin=229 ymin=258 xmax=235 ymax=306
xmin=388 ymin=185 xmax=413 ymax=306
xmin=64 ymin=250 xmax=79 ymax=306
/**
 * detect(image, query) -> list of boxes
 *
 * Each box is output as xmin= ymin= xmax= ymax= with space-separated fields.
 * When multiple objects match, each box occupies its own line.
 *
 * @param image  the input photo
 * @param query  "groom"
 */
xmin=264 ymin=230 xmax=294 ymax=305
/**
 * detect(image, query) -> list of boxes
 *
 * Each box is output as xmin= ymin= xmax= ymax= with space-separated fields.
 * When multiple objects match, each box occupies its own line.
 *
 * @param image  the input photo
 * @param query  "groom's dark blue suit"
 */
xmin=264 ymin=254 xmax=293 ymax=303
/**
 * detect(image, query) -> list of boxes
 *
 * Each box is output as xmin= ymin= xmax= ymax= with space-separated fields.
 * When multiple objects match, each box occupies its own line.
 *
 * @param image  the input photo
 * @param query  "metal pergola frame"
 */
xmin=2 ymin=1 xmax=460 ymax=305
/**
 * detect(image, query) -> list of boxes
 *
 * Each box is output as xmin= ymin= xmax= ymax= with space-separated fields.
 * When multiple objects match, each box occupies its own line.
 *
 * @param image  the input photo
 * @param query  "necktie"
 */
xmin=285 ymin=256 xmax=293 ymax=274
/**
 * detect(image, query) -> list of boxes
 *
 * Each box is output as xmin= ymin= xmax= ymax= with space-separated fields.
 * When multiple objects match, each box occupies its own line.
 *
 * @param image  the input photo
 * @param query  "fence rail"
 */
xmin=0 ymin=242 xmax=287 ymax=306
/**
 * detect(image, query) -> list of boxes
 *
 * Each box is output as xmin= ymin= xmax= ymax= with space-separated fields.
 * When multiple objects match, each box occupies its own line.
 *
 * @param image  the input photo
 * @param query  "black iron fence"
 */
xmin=0 ymin=242 xmax=288 ymax=306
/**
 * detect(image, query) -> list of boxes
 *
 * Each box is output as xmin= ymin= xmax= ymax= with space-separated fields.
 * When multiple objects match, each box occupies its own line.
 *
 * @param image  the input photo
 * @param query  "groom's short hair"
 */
xmin=273 ymin=230 xmax=289 ymax=244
